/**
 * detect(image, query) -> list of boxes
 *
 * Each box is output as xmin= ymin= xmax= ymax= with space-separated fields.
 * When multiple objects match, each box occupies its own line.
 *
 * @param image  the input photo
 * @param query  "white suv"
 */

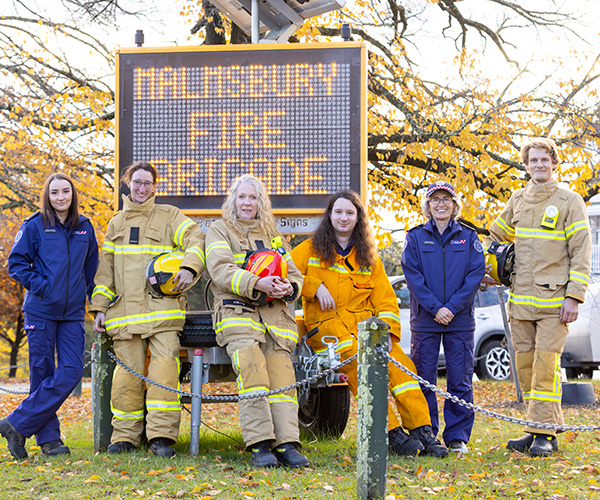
xmin=390 ymin=276 xmax=600 ymax=381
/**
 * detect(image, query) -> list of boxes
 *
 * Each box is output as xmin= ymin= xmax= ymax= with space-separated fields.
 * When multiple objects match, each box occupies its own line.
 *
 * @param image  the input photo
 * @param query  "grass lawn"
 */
xmin=1 ymin=379 xmax=600 ymax=499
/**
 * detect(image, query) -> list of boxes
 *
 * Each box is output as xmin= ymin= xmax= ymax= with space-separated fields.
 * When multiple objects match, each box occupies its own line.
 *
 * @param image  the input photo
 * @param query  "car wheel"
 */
xmin=298 ymin=385 xmax=351 ymax=438
xmin=476 ymin=339 xmax=511 ymax=381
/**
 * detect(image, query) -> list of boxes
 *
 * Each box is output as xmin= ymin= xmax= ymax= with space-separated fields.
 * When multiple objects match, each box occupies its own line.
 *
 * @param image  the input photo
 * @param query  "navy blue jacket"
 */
xmin=401 ymin=218 xmax=485 ymax=333
xmin=8 ymin=212 xmax=99 ymax=321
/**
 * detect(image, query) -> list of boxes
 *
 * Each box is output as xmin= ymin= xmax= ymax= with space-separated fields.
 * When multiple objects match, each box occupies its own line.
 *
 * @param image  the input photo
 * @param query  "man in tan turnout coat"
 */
xmin=485 ymin=138 xmax=592 ymax=456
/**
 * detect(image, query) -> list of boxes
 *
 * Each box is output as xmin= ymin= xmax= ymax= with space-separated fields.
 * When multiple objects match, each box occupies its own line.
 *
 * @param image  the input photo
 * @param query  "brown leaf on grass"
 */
xmin=564 ymin=432 xmax=579 ymax=443
xmin=415 ymin=465 xmax=423 ymax=477
xmin=84 ymin=475 xmax=100 ymax=483
xmin=342 ymin=454 xmax=353 ymax=466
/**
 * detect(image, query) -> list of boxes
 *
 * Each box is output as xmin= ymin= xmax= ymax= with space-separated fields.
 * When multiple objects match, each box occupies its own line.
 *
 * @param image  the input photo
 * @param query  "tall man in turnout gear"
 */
xmin=485 ymin=138 xmax=592 ymax=457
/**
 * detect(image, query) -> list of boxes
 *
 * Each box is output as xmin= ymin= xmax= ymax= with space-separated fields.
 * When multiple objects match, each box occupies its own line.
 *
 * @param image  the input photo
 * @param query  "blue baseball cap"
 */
xmin=426 ymin=181 xmax=457 ymax=198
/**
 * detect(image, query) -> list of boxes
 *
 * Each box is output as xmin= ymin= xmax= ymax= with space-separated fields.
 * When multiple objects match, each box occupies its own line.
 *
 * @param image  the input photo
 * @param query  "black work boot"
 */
xmin=529 ymin=434 xmax=558 ymax=457
xmin=149 ymin=438 xmax=176 ymax=458
xmin=388 ymin=427 xmax=424 ymax=457
xmin=250 ymin=440 xmax=278 ymax=468
xmin=409 ymin=425 xmax=449 ymax=458
xmin=273 ymin=442 xmax=309 ymax=468
xmin=0 ymin=418 xmax=28 ymax=459
xmin=506 ymin=433 xmax=534 ymax=453
xmin=107 ymin=441 xmax=137 ymax=454
xmin=40 ymin=439 xmax=70 ymax=456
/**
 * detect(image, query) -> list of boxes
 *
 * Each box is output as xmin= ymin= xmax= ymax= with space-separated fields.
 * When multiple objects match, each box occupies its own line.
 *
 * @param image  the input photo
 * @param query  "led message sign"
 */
xmin=116 ymin=43 xmax=366 ymax=215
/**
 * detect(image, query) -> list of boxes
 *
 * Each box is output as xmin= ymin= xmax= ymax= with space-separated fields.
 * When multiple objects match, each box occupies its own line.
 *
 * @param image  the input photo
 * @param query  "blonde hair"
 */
xmin=221 ymin=175 xmax=284 ymax=246
xmin=521 ymin=138 xmax=560 ymax=165
xmin=421 ymin=192 xmax=463 ymax=220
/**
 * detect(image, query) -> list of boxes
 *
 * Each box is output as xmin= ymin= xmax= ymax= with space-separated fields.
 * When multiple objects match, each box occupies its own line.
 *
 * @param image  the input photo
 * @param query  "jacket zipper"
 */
xmin=63 ymin=226 xmax=71 ymax=320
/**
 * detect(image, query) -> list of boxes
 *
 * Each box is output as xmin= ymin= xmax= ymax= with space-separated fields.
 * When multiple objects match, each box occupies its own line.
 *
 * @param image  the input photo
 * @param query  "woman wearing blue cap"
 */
xmin=401 ymin=181 xmax=485 ymax=454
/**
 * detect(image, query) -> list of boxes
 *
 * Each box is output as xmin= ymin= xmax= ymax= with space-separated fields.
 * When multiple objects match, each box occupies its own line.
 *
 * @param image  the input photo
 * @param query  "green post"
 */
xmin=357 ymin=316 xmax=389 ymax=500
xmin=92 ymin=333 xmax=114 ymax=452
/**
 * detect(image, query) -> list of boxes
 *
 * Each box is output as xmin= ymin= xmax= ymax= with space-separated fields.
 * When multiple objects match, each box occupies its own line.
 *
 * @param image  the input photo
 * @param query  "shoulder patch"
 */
xmin=473 ymin=240 xmax=483 ymax=253
xmin=14 ymin=230 xmax=23 ymax=244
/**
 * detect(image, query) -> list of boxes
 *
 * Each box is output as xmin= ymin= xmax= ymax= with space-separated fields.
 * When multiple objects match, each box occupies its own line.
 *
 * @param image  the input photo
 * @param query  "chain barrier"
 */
xmin=0 ymin=359 xmax=94 ymax=396
xmin=107 ymin=349 xmax=357 ymax=402
xmin=378 ymin=345 xmax=600 ymax=433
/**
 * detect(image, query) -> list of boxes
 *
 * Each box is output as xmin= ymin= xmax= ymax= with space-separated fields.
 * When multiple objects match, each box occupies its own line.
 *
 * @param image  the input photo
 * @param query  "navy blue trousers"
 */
xmin=411 ymin=330 xmax=475 ymax=445
xmin=8 ymin=312 xmax=85 ymax=445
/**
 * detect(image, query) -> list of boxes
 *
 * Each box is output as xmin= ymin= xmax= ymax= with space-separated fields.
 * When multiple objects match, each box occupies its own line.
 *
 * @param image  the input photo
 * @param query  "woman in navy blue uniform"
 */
xmin=0 ymin=173 xmax=98 ymax=459
xmin=401 ymin=181 xmax=485 ymax=454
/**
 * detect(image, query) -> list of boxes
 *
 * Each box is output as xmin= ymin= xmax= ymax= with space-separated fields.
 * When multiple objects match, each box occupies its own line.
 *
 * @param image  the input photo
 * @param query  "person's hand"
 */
xmin=315 ymin=283 xmax=335 ymax=311
xmin=434 ymin=306 xmax=454 ymax=325
xmin=172 ymin=268 xmax=194 ymax=292
xmin=94 ymin=312 xmax=106 ymax=333
xmin=255 ymin=276 xmax=293 ymax=299
xmin=482 ymin=275 xmax=501 ymax=286
xmin=560 ymin=297 xmax=579 ymax=324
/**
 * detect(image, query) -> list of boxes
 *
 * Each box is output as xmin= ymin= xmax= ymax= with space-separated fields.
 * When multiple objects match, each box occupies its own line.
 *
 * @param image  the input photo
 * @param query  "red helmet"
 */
xmin=243 ymin=249 xmax=288 ymax=279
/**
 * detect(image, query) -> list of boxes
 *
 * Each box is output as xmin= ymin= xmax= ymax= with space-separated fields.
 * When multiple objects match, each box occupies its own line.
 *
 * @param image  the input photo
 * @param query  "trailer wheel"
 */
xmin=476 ymin=339 xmax=511 ymax=381
xmin=298 ymin=385 xmax=351 ymax=438
xmin=180 ymin=311 xmax=217 ymax=348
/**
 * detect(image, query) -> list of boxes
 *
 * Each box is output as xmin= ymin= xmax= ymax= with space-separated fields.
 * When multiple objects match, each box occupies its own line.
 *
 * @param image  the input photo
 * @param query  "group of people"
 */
xmin=0 ymin=137 xmax=592 ymax=464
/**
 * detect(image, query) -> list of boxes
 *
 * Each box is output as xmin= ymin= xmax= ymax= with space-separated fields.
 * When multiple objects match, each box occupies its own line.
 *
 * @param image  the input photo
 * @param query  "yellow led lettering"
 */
xmin=226 ymin=66 xmax=244 ymax=97
xmin=190 ymin=112 xmax=213 ymax=149
xmin=204 ymin=66 xmax=223 ymax=98
xmin=220 ymin=159 xmax=240 ymax=192
xmin=234 ymin=111 xmax=258 ymax=148
xmin=273 ymin=64 xmax=292 ymax=97
xmin=249 ymin=65 xmax=268 ymax=97
xmin=247 ymin=159 xmax=273 ymax=192
xmin=180 ymin=67 xmax=200 ymax=99
xmin=217 ymin=112 xmax=232 ymax=149
xmin=295 ymin=64 xmax=314 ymax=96
xmin=317 ymin=62 xmax=337 ymax=96
xmin=262 ymin=111 xmax=286 ymax=148
xmin=158 ymin=67 xmax=177 ymax=99
xmin=203 ymin=159 xmax=219 ymax=195
xmin=303 ymin=157 xmax=328 ymax=194
xmin=274 ymin=158 xmax=299 ymax=194
xmin=135 ymin=67 xmax=156 ymax=99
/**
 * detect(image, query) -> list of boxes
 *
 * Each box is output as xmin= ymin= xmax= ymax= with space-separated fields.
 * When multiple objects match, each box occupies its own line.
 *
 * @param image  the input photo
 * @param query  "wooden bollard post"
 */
xmin=357 ymin=316 xmax=389 ymax=499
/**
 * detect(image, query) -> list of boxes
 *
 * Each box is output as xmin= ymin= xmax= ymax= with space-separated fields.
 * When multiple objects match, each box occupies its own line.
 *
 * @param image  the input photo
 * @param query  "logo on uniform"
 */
xmin=451 ymin=240 xmax=466 ymax=245
xmin=14 ymin=230 xmax=23 ymax=244
xmin=75 ymin=230 xmax=87 ymax=235
xmin=473 ymin=241 xmax=483 ymax=253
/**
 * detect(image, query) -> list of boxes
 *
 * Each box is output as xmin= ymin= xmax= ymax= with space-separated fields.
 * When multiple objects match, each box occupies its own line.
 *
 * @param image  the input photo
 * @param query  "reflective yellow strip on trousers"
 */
xmin=314 ymin=338 xmax=354 ymax=354
xmin=508 ymin=293 xmax=564 ymax=308
xmin=146 ymin=400 xmax=181 ymax=411
xmin=391 ymin=381 xmax=421 ymax=396
xmin=268 ymin=394 xmax=298 ymax=406
xmin=110 ymin=366 xmax=144 ymax=420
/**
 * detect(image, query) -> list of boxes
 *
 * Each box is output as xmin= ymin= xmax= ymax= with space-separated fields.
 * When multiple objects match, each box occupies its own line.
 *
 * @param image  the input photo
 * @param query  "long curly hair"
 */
xmin=311 ymin=190 xmax=377 ymax=268
xmin=221 ymin=175 xmax=284 ymax=246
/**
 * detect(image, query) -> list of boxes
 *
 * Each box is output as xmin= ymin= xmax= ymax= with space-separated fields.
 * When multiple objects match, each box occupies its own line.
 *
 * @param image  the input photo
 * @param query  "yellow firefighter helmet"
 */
xmin=485 ymin=241 xmax=515 ymax=287
xmin=146 ymin=251 xmax=199 ymax=296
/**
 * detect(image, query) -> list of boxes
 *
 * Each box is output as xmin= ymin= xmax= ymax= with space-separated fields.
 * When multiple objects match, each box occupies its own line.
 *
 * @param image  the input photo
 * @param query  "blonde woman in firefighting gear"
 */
xmin=90 ymin=161 xmax=205 ymax=458
xmin=205 ymin=174 xmax=309 ymax=468
xmin=291 ymin=190 xmax=448 ymax=458
xmin=485 ymin=138 xmax=592 ymax=457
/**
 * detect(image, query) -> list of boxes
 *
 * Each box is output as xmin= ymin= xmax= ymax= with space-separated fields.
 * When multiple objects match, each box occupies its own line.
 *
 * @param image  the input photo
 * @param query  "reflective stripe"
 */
xmin=391 ymin=381 xmax=421 ymax=396
xmin=206 ymin=240 xmax=231 ymax=258
xmin=146 ymin=400 xmax=181 ymax=411
xmin=508 ymin=293 xmax=564 ymax=308
xmin=105 ymin=309 xmax=186 ymax=331
xmin=314 ymin=338 xmax=353 ymax=354
xmin=239 ymin=387 xmax=269 ymax=396
xmin=186 ymin=245 xmax=206 ymax=265
xmin=92 ymin=285 xmax=115 ymax=300
xmin=266 ymin=323 xmax=298 ymax=343
xmin=216 ymin=317 xmax=266 ymax=335
xmin=565 ymin=220 xmax=590 ymax=238
xmin=102 ymin=241 xmax=115 ymax=252
xmin=269 ymin=394 xmax=298 ymax=406
xmin=231 ymin=269 xmax=246 ymax=295
xmin=523 ymin=391 xmax=562 ymax=402
xmin=515 ymin=227 xmax=565 ymax=240
xmin=496 ymin=217 xmax=515 ymax=237
xmin=174 ymin=218 xmax=194 ymax=247
xmin=307 ymin=257 xmax=372 ymax=275
xmin=104 ymin=244 xmax=175 ymax=255
xmin=569 ymin=270 xmax=589 ymax=285
xmin=233 ymin=253 xmax=246 ymax=265
xmin=378 ymin=311 xmax=401 ymax=324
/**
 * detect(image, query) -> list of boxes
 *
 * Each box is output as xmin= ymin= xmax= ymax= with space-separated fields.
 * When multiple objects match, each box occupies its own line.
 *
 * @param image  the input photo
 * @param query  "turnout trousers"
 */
xmin=511 ymin=317 xmax=569 ymax=437
xmin=8 ymin=311 xmax=85 ymax=445
xmin=110 ymin=331 xmax=181 ymax=446
xmin=309 ymin=316 xmax=431 ymax=432
xmin=411 ymin=330 xmax=475 ymax=444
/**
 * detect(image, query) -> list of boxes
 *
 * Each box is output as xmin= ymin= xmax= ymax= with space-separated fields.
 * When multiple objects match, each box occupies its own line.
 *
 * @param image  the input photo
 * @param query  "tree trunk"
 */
xmin=8 ymin=310 xmax=24 ymax=378
xmin=203 ymin=0 xmax=226 ymax=45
